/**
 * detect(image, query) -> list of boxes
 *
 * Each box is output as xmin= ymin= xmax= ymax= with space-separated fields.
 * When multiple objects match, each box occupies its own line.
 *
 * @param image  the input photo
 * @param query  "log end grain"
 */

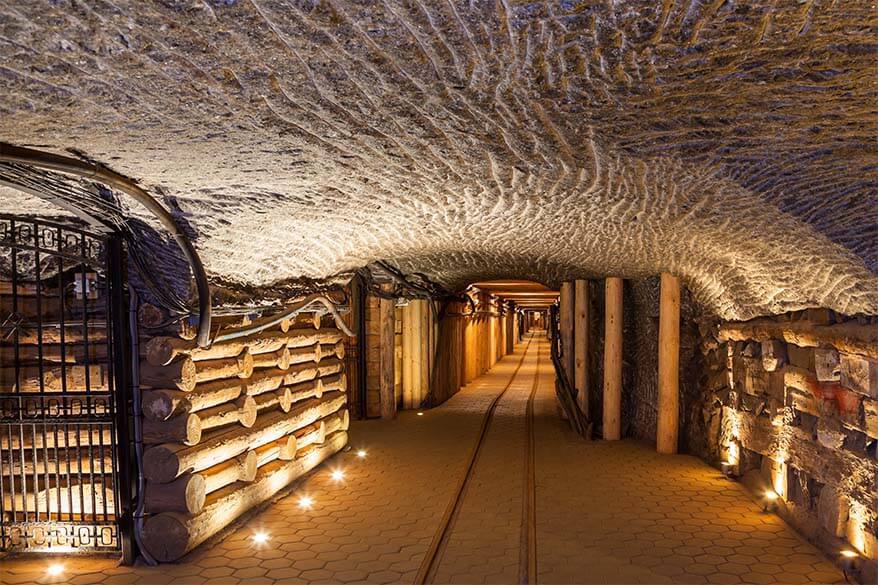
xmin=144 ymin=336 xmax=177 ymax=367
xmin=277 ymin=387 xmax=293 ymax=413
xmin=237 ymin=349 xmax=254 ymax=379
xmin=144 ymin=474 xmax=206 ymax=515
xmin=142 ymin=389 xmax=188 ymax=421
xmin=278 ymin=435 xmax=297 ymax=460
xmin=238 ymin=395 xmax=258 ymax=428
xmin=239 ymin=449 xmax=258 ymax=482
xmin=143 ymin=444 xmax=184 ymax=484
xmin=276 ymin=347 xmax=291 ymax=371
xmin=142 ymin=412 xmax=202 ymax=446
xmin=141 ymin=513 xmax=190 ymax=563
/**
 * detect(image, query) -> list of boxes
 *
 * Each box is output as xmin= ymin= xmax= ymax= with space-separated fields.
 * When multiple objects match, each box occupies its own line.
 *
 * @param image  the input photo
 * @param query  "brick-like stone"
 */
xmin=761 ymin=340 xmax=787 ymax=373
xmin=787 ymin=346 xmax=815 ymax=371
xmin=863 ymin=399 xmax=878 ymax=440
xmin=839 ymin=353 xmax=878 ymax=398
xmin=814 ymin=349 xmax=840 ymax=382
xmin=816 ymin=418 xmax=845 ymax=450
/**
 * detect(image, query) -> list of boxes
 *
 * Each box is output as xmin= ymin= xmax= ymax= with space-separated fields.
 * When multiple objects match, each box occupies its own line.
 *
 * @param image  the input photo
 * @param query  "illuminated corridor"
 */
xmin=1 ymin=336 xmax=843 ymax=584
xmin=1 ymin=2 xmax=876 ymax=581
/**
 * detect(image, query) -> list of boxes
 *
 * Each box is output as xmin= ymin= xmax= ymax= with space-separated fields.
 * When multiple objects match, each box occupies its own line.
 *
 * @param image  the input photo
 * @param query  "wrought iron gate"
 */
xmin=0 ymin=215 xmax=133 ymax=556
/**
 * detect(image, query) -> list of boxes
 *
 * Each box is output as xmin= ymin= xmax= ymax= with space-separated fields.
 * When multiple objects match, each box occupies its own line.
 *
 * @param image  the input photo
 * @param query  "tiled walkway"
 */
xmin=1 ymin=337 xmax=843 ymax=584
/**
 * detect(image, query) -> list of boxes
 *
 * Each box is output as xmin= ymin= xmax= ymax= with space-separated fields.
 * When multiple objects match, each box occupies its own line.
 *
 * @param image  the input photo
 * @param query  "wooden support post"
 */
xmin=402 ymin=303 xmax=414 ymax=410
xmin=560 ymin=282 xmax=575 ymax=387
xmin=505 ymin=306 xmax=514 ymax=355
xmin=416 ymin=299 xmax=429 ymax=407
xmin=411 ymin=300 xmax=423 ymax=407
xmin=603 ymin=277 xmax=623 ymax=441
xmin=657 ymin=273 xmax=681 ymax=454
xmin=379 ymin=285 xmax=396 ymax=419
xmin=574 ymin=279 xmax=590 ymax=418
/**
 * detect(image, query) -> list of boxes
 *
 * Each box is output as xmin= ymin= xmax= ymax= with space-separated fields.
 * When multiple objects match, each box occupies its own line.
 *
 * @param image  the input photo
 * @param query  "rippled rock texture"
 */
xmin=1 ymin=0 xmax=876 ymax=319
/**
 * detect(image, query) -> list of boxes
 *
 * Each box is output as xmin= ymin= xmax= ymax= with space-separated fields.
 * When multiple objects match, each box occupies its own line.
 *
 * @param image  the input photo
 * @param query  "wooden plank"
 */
xmin=602 ymin=278 xmax=623 ymax=441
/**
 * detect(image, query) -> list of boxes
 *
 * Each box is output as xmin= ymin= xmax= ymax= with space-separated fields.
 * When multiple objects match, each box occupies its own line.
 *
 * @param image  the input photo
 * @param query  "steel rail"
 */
xmin=521 ymin=341 xmax=540 ymax=585
xmin=0 ymin=143 xmax=213 ymax=348
xmin=414 ymin=334 xmax=536 ymax=585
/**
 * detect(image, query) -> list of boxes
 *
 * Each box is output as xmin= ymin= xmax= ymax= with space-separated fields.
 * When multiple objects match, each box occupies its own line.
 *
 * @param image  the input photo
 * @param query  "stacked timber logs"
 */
xmin=138 ymin=313 xmax=351 ymax=562
xmin=702 ymin=310 xmax=878 ymax=578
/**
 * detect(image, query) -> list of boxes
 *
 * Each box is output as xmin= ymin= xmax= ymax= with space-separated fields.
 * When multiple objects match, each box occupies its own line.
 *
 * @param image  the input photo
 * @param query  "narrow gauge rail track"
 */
xmin=415 ymin=335 xmax=542 ymax=585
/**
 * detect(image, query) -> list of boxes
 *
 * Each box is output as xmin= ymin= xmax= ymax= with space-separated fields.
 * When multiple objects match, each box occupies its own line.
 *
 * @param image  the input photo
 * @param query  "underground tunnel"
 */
xmin=0 ymin=1 xmax=877 ymax=583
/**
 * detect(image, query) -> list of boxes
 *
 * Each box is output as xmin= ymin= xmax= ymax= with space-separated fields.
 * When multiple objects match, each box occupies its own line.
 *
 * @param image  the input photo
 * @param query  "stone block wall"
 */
xmin=697 ymin=310 xmax=878 ymax=581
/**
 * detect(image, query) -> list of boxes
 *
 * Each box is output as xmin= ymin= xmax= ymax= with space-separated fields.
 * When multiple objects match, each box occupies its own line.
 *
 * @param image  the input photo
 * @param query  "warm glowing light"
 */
xmin=840 ymin=549 xmax=859 ymax=559
xmin=356 ymin=450 xmax=367 ymax=458
xmin=252 ymin=532 xmax=270 ymax=545
xmin=298 ymin=495 xmax=314 ymax=509
xmin=847 ymin=500 xmax=869 ymax=554
xmin=762 ymin=489 xmax=779 ymax=512
xmin=417 ymin=412 xmax=424 ymax=416
xmin=771 ymin=458 xmax=787 ymax=499
xmin=331 ymin=469 xmax=345 ymax=482
xmin=46 ymin=564 xmax=64 ymax=577
xmin=727 ymin=441 xmax=739 ymax=465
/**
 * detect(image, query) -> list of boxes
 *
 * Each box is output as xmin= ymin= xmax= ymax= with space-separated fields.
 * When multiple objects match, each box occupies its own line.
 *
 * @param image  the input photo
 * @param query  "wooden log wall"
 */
xmin=362 ymin=290 xmax=513 ymax=413
xmin=138 ymin=311 xmax=350 ymax=562
xmin=427 ymin=292 xmax=514 ymax=407
xmin=364 ymin=295 xmax=382 ymax=417
xmin=703 ymin=310 xmax=878 ymax=579
xmin=401 ymin=300 xmax=435 ymax=410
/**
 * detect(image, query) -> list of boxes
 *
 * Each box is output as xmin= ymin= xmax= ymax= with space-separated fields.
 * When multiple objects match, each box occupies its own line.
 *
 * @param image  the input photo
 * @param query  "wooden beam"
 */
xmin=657 ymin=273 xmax=681 ymax=454
xmin=560 ymin=282 xmax=575 ymax=388
xmin=718 ymin=320 xmax=878 ymax=360
xmin=379 ymin=285 xmax=396 ymax=419
xmin=574 ymin=279 xmax=590 ymax=419
xmin=417 ymin=300 xmax=430 ymax=407
xmin=402 ymin=303 xmax=414 ymax=410
xmin=603 ymin=278 xmax=623 ymax=441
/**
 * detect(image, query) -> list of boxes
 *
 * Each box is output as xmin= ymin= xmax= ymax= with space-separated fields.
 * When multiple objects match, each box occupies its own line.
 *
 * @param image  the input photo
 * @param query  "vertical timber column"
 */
xmin=656 ymin=273 xmax=681 ymax=454
xmin=505 ymin=305 xmax=515 ymax=355
xmin=560 ymin=282 xmax=575 ymax=386
xmin=602 ymin=277 xmax=623 ymax=440
xmin=402 ymin=303 xmax=413 ymax=409
xmin=417 ymin=299 xmax=429 ymax=407
xmin=574 ymin=279 xmax=590 ymax=418
xmin=379 ymin=284 xmax=397 ymax=419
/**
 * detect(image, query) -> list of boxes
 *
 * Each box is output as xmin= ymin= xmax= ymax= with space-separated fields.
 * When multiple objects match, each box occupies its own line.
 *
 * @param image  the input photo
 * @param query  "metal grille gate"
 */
xmin=0 ymin=214 xmax=133 ymax=556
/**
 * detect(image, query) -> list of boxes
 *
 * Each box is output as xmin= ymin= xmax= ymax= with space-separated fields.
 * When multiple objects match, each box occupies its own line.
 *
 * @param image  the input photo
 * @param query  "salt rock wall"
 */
xmin=137 ymin=314 xmax=350 ymax=562
xmin=698 ymin=311 xmax=878 ymax=581
xmin=593 ymin=278 xmax=702 ymax=445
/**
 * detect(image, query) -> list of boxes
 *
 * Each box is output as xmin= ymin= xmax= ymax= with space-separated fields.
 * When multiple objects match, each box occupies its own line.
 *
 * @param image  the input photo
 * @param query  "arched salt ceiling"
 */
xmin=1 ymin=0 xmax=876 ymax=320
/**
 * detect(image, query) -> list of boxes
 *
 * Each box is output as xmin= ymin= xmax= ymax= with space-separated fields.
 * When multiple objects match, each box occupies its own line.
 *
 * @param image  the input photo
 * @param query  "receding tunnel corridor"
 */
xmin=1 ymin=1 xmax=878 ymax=583
xmin=1 ymin=335 xmax=845 ymax=584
